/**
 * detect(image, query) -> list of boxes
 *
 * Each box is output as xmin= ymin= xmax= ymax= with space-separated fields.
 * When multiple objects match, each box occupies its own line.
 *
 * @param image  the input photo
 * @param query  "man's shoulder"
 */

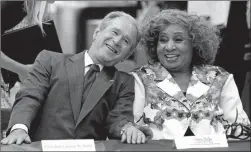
xmin=115 ymin=70 xmax=134 ymax=82
xmin=37 ymin=50 xmax=73 ymax=62
xmin=116 ymin=70 xmax=132 ymax=78
xmin=38 ymin=50 xmax=66 ymax=58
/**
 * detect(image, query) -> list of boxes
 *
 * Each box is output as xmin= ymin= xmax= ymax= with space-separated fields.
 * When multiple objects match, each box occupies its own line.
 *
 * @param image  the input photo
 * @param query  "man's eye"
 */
xmin=124 ymin=39 xmax=129 ymax=45
xmin=112 ymin=31 xmax=118 ymax=35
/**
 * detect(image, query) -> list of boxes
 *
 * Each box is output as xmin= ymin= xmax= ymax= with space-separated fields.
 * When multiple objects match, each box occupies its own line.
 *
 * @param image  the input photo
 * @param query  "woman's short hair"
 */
xmin=141 ymin=9 xmax=221 ymax=65
xmin=92 ymin=11 xmax=141 ymax=51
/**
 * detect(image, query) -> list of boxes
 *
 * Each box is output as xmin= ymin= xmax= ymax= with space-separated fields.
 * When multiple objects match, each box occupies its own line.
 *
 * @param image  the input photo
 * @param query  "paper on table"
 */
xmin=174 ymin=134 xmax=228 ymax=149
xmin=42 ymin=139 xmax=96 ymax=151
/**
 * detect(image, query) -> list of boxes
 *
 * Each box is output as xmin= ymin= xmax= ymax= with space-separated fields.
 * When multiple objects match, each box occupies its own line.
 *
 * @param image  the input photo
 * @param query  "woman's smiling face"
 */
xmin=156 ymin=24 xmax=193 ymax=72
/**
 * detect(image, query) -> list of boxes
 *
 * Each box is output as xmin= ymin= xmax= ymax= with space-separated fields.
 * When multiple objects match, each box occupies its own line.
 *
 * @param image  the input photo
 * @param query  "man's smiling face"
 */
xmin=88 ymin=16 xmax=137 ymax=66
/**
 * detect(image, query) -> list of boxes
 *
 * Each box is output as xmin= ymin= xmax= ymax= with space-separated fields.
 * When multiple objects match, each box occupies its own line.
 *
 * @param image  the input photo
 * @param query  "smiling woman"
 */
xmin=156 ymin=24 xmax=193 ymax=76
xmin=131 ymin=9 xmax=250 ymax=140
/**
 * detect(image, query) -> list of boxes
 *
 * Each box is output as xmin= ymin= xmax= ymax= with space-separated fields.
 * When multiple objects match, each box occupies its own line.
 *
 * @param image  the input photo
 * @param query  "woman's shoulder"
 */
xmin=194 ymin=64 xmax=232 ymax=85
xmin=197 ymin=64 xmax=231 ymax=76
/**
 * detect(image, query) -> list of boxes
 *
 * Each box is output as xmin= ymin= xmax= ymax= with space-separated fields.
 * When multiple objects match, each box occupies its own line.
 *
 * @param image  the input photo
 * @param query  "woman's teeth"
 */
xmin=165 ymin=54 xmax=179 ymax=61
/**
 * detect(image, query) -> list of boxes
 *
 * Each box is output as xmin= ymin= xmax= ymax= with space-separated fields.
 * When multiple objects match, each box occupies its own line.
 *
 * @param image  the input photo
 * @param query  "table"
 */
xmin=1 ymin=140 xmax=250 ymax=151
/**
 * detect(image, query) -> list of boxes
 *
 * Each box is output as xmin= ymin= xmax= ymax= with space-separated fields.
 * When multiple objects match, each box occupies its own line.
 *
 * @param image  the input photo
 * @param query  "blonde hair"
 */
xmin=24 ymin=1 xmax=51 ymax=35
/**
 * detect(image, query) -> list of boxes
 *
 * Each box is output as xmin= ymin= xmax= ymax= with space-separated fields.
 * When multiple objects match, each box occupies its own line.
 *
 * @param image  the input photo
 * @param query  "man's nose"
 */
xmin=113 ymin=36 xmax=122 ymax=46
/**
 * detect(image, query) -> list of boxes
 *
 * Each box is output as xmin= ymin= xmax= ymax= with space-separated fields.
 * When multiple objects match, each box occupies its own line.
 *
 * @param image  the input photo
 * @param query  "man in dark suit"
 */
xmin=1 ymin=11 xmax=148 ymax=145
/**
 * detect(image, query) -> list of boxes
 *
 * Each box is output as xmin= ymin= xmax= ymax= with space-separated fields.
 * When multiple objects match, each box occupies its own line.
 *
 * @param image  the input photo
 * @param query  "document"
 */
xmin=42 ymin=139 xmax=96 ymax=151
xmin=174 ymin=134 xmax=228 ymax=149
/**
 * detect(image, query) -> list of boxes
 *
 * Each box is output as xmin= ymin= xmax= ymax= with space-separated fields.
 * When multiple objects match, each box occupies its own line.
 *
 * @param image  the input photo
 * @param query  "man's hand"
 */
xmin=121 ymin=125 xmax=146 ymax=144
xmin=137 ymin=125 xmax=153 ymax=140
xmin=1 ymin=129 xmax=31 ymax=145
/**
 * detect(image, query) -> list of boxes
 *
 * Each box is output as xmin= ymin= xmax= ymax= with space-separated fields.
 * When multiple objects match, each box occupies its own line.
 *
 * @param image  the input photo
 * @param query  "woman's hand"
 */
xmin=18 ymin=64 xmax=32 ymax=82
xmin=121 ymin=125 xmax=146 ymax=144
xmin=0 ymin=51 xmax=32 ymax=81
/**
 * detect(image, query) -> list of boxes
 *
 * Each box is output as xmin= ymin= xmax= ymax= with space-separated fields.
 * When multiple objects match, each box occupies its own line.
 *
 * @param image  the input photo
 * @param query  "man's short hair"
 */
xmin=92 ymin=11 xmax=141 ymax=50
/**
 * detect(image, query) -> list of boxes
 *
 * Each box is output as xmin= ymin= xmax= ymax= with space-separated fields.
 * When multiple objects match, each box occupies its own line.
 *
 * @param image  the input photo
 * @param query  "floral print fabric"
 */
xmin=132 ymin=62 xmax=250 ymax=139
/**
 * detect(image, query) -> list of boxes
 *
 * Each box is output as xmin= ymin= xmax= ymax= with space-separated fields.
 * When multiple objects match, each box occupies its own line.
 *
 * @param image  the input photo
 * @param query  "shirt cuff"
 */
xmin=11 ymin=124 xmax=28 ymax=133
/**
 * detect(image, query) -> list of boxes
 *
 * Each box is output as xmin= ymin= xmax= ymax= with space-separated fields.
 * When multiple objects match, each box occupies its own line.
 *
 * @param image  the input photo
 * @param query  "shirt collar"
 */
xmin=85 ymin=51 xmax=103 ymax=71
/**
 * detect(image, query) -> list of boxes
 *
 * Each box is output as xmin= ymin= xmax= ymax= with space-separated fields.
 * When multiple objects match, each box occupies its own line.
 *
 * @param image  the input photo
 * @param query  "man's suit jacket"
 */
xmin=7 ymin=50 xmax=135 ymax=141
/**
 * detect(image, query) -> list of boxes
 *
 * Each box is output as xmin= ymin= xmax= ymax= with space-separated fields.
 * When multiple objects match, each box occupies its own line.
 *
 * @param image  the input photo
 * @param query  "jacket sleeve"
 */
xmin=105 ymin=73 xmax=135 ymax=139
xmin=131 ymin=72 xmax=146 ymax=124
xmin=219 ymin=74 xmax=250 ymax=125
xmin=6 ymin=50 xmax=52 ymax=135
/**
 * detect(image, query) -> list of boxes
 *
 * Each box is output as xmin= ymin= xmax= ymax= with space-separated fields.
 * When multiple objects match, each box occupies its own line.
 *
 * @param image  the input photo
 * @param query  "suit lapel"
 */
xmin=150 ymin=64 xmax=210 ymax=110
xmin=75 ymin=66 xmax=116 ymax=128
xmin=155 ymin=66 xmax=185 ymax=101
xmin=156 ymin=77 xmax=184 ymax=98
xmin=186 ymin=66 xmax=210 ymax=102
xmin=153 ymin=64 xmax=191 ymax=110
xmin=66 ymin=51 xmax=86 ymax=123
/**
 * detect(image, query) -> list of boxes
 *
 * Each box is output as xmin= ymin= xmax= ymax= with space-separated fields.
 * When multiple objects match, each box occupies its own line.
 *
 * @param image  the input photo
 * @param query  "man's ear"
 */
xmin=92 ymin=29 xmax=100 ymax=42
